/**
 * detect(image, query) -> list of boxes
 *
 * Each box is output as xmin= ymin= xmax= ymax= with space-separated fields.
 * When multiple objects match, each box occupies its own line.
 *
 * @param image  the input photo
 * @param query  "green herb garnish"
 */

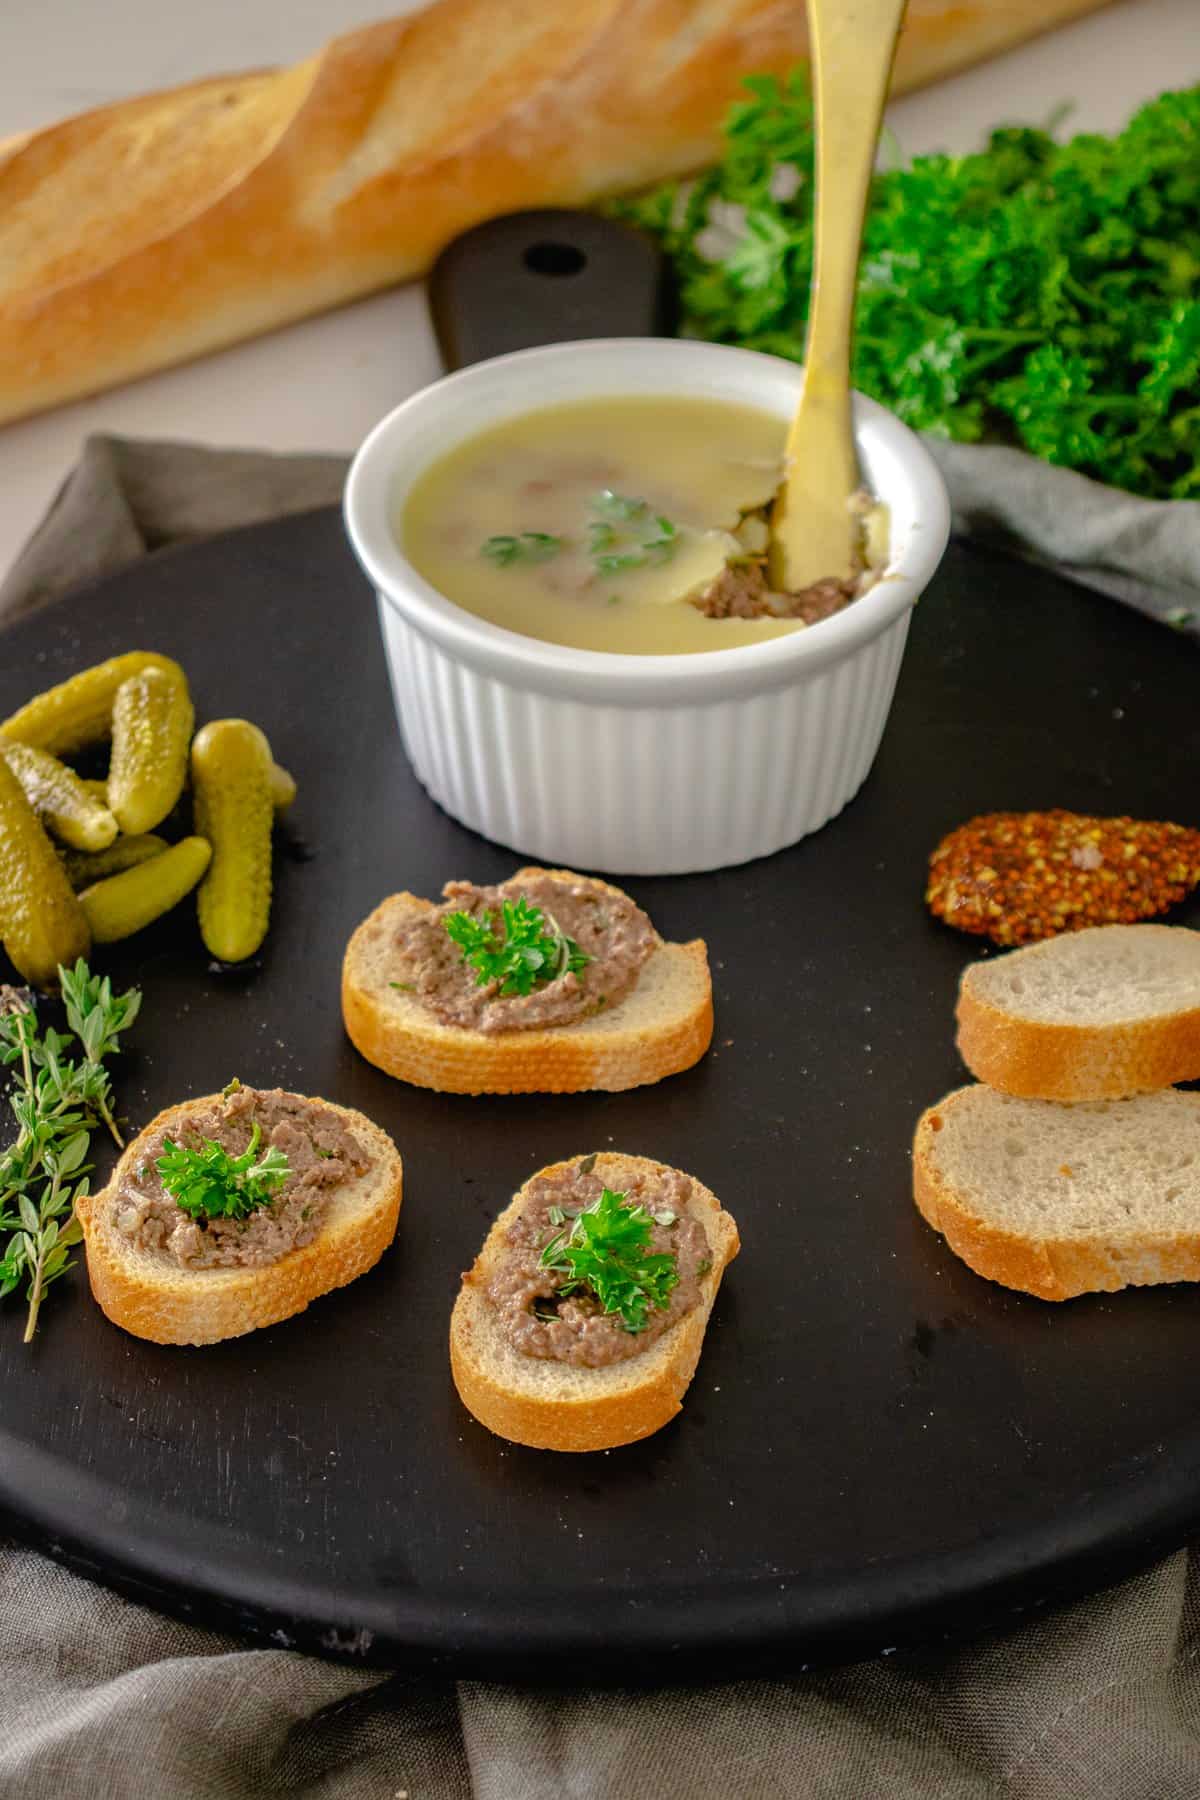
xmin=481 ymin=532 xmax=564 ymax=567
xmin=60 ymin=960 xmax=141 ymax=1146
xmin=592 ymin=491 xmax=650 ymax=522
xmin=156 ymin=1119 xmax=290 ymax=1222
xmin=444 ymin=896 xmax=589 ymax=998
xmin=614 ymin=74 xmax=1200 ymax=499
xmin=538 ymin=1186 xmax=680 ymax=1334
xmin=0 ymin=961 xmax=142 ymax=1341
xmin=587 ymin=494 xmax=681 ymax=575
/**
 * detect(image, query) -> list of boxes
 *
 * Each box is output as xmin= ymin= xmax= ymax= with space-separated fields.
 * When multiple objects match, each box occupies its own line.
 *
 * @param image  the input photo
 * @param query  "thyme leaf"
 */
xmin=0 ymin=963 xmax=141 ymax=1340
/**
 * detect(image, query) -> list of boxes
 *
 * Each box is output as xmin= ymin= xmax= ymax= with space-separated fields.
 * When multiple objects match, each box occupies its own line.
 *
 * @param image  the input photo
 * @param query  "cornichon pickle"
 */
xmin=1 ymin=743 xmax=118 ymax=851
xmin=81 ymin=778 xmax=110 ymax=803
xmin=80 ymin=835 xmax=212 ymax=944
xmin=191 ymin=720 xmax=274 ymax=963
xmin=62 ymin=833 xmax=169 ymax=891
xmin=108 ymin=665 xmax=195 ymax=834
xmin=269 ymin=763 xmax=297 ymax=812
xmin=0 ymin=651 xmax=186 ymax=757
xmin=0 ymin=755 xmax=91 ymax=986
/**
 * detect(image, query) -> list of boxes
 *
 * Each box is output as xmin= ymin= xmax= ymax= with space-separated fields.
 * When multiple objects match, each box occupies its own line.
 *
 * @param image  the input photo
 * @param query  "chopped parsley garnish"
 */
xmin=592 ymin=491 xmax=651 ymax=522
xmin=444 ymin=896 xmax=589 ymax=998
xmin=156 ymin=1121 xmax=291 ymax=1222
xmin=587 ymin=494 xmax=680 ymax=574
xmin=613 ymin=74 xmax=1200 ymax=499
xmin=538 ymin=1186 xmax=680 ymax=1333
xmin=481 ymin=532 xmax=563 ymax=567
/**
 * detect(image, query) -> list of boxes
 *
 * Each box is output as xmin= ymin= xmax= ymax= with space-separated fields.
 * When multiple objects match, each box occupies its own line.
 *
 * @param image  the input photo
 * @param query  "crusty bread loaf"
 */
xmin=0 ymin=0 xmax=1114 ymax=424
xmin=341 ymin=869 xmax=712 ymax=1094
xmin=76 ymin=1094 xmax=403 ymax=1345
xmin=913 ymin=1084 xmax=1200 ymax=1301
xmin=956 ymin=924 xmax=1200 ymax=1101
xmin=451 ymin=1152 xmax=739 ymax=1451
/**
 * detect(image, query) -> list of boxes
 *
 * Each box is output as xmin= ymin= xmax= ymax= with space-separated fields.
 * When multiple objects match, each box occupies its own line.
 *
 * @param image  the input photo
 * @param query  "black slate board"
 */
xmin=1 ymin=510 xmax=1199 ymax=1679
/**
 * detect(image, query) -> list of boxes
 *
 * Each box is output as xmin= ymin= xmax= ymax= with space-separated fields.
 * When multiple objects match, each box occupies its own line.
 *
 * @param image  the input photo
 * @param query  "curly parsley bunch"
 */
xmin=616 ymin=76 xmax=1200 ymax=499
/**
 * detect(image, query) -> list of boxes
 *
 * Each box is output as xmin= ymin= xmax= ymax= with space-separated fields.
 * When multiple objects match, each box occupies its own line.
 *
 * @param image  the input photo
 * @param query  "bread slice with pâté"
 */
xmin=956 ymin=923 xmax=1200 ymax=1101
xmin=913 ymin=1083 xmax=1200 ymax=1301
xmin=450 ymin=1151 xmax=739 ymax=1452
xmin=77 ymin=1088 xmax=403 ymax=1345
xmin=341 ymin=867 xmax=713 ymax=1095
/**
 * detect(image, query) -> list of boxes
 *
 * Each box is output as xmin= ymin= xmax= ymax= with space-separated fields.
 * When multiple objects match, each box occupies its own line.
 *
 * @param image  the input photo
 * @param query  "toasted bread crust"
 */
xmin=912 ymin=1089 xmax=1200 ymax=1302
xmin=955 ymin=980 xmax=1200 ymax=1101
xmin=341 ymin=869 xmax=713 ymax=1095
xmin=450 ymin=1154 xmax=739 ymax=1451
xmin=0 ymin=0 xmax=1115 ymax=424
xmin=76 ymin=1095 xmax=403 ymax=1344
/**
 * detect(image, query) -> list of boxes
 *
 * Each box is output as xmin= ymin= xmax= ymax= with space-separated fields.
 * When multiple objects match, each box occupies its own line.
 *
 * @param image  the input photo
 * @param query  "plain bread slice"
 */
xmin=956 ymin=923 xmax=1200 ymax=1099
xmin=913 ymin=1083 xmax=1200 ymax=1300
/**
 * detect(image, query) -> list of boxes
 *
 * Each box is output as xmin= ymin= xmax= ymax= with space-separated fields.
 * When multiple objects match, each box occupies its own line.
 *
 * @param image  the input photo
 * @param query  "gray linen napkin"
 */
xmin=3 ymin=431 xmax=1199 ymax=628
xmin=4 ymin=434 xmax=1200 ymax=1799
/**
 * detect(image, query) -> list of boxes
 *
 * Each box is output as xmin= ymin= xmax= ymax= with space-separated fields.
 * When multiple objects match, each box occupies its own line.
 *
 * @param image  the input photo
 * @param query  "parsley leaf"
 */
xmin=539 ymin=1187 xmax=680 ymax=1333
xmin=156 ymin=1120 xmax=291 ymax=1222
xmin=613 ymin=74 xmax=1200 ymax=498
xmin=444 ymin=896 xmax=589 ymax=998
xmin=481 ymin=533 xmax=563 ymax=566
xmin=586 ymin=494 xmax=681 ymax=575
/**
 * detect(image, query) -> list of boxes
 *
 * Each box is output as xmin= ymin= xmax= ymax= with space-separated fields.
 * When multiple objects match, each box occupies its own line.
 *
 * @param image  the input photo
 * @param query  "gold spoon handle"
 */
xmin=770 ymin=0 xmax=908 ymax=592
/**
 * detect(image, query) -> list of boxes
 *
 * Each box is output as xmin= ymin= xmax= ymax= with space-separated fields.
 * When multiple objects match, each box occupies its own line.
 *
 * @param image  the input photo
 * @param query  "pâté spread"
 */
xmin=483 ymin=1156 xmax=711 ymax=1368
xmin=390 ymin=872 xmax=658 ymax=1033
xmin=111 ymin=1085 xmax=369 ymax=1270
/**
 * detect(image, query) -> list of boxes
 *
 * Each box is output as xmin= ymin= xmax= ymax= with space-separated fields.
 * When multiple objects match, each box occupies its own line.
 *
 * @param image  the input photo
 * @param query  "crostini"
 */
xmin=341 ymin=867 xmax=713 ymax=1094
xmin=77 ymin=1082 xmax=403 ymax=1344
xmin=451 ymin=1151 xmax=739 ymax=1451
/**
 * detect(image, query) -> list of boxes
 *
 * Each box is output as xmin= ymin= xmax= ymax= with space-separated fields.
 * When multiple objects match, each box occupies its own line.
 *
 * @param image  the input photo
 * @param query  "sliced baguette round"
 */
xmin=956 ymin=923 xmax=1200 ymax=1101
xmin=913 ymin=1083 xmax=1200 ymax=1302
xmin=451 ymin=1153 xmax=739 ymax=1451
xmin=341 ymin=868 xmax=713 ymax=1095
xmin=76 ymin=1094 xmax=403 ymax=1345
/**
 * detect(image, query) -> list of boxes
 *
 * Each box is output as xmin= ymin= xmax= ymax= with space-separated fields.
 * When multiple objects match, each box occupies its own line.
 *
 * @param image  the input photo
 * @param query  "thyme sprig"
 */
xmin=0 ymin=961 xmax=142 ymax=1341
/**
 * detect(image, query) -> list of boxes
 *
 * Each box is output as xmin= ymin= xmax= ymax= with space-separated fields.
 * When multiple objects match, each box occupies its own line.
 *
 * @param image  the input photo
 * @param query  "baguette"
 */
xmin=451 ymin=1152 xmax=739 ymax=1451
xmin=913 ymin=1084 xmax=1200 ymax=1302
xmin=956 ymin=924 xmax=1200 ymax=1101
xmin=341 ymin=869 xmax=712 ymax=1094
xmin=76 ymin=1093 xmax=403 ymax=1344
xmin=0 ymin=0 xmax=1114 ymax=424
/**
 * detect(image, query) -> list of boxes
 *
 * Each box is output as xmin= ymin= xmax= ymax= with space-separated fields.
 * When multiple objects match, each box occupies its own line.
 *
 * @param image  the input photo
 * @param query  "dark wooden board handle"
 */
xmin=428 ymin=208 xmax=677 ymax=370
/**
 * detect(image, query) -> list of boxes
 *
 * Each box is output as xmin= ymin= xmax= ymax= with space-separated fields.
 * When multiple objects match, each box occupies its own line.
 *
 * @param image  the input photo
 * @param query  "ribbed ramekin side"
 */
xmin=378 ymin=598 xmax=914 ymax=874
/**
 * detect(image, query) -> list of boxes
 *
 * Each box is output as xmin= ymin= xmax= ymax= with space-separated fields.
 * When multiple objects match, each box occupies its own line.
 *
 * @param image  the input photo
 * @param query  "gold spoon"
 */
xmin=768 ymin=0 xmax=908 ymax=593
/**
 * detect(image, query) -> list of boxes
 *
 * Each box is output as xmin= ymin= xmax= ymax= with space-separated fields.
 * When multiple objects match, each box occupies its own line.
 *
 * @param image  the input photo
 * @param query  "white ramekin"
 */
xmin=344 ymin=339 xmax=950 ymax=875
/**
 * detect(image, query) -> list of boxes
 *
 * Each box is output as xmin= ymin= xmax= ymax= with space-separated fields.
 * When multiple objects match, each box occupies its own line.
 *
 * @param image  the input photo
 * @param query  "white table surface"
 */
xmin=1 ymin=0 xmax=1196 ymax=571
